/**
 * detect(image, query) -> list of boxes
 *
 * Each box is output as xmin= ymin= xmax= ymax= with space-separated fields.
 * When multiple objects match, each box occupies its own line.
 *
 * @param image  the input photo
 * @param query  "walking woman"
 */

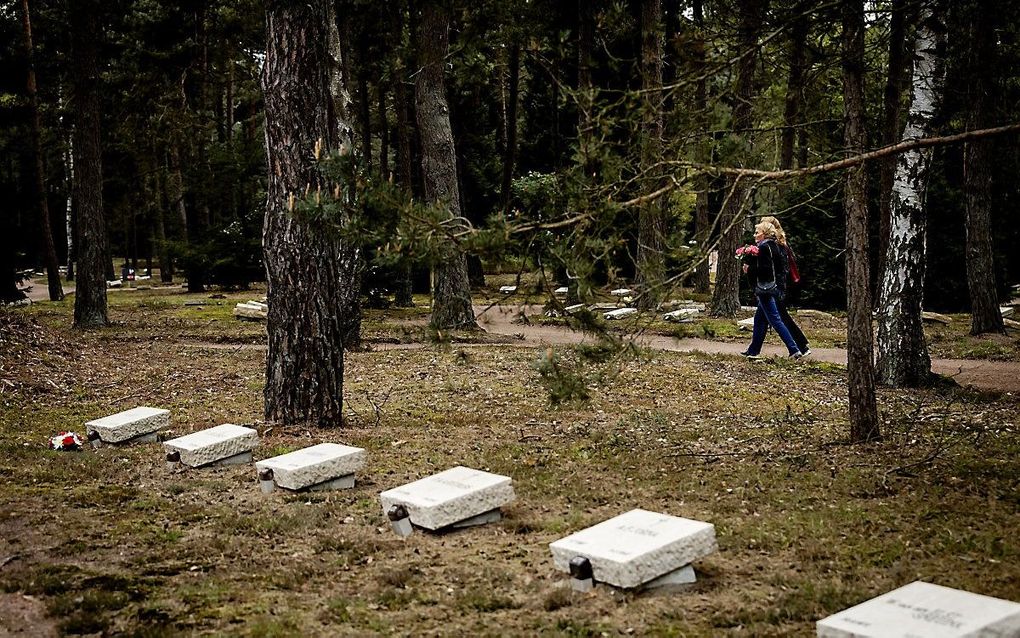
xmin=760 ymin=215 xmax=810 ymax=355
xmin=741 ymin=220 xmax=803 ymax=359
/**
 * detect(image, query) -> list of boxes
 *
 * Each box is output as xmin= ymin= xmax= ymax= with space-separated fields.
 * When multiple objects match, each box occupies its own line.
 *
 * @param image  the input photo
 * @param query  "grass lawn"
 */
xmin=1 ymin=285 xmax=1017 ymax=636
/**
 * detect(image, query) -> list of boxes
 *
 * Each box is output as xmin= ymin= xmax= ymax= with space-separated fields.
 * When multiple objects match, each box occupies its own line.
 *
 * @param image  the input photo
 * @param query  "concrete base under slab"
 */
xmin=565 ymin=564 xmax=698 ymax=594
xmin=264 ymin=473 xmax=356 ymax=494
xmin=191 ymin=451 xmax=253 ymax=468
xmin=91 ymin=432 xmax=159 ymax=449
xmin=449 ymin=508 xmax=502 ymax=529
xmin=642 ymin=564 xmax=697 ymax=591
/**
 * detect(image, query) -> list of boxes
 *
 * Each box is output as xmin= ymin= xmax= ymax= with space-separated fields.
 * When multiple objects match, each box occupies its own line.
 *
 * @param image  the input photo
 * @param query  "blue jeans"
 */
xmin=746 ymin=294 xmax=801 ymax=355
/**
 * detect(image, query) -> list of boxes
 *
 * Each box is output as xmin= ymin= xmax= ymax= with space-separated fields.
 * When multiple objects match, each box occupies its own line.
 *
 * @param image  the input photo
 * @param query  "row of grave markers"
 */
xmin=83 ymin=406 xmax=1020 ymax=636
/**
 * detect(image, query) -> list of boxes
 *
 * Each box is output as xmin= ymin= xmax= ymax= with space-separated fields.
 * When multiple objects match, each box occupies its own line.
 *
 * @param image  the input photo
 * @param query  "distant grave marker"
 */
xmin=379 ymin=466 xmax=515 ymax=536
xmin=164 ymin=424 xmax=258 ymax=468
xmin=256 ymin=443 xmax=365 ymax=493
xmin=663 ymin=308 xmax=699 ymax=322
xmin=549 ymin=509 xmax=717 ymax=591
xmin=85 ymin=406 xmax=169 ymax=446
xmin=604 ymin=307 xmax=637 ymax=320
xmin=817 ymin=581 xmax=1020 ymax=638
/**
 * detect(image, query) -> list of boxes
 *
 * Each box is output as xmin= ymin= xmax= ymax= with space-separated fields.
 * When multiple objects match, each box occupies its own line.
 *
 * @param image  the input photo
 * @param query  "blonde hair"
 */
xmin=759 ymin=215 xmax=787 ymax=246
xmin=754 ymin=220 xmax=779 ymax=241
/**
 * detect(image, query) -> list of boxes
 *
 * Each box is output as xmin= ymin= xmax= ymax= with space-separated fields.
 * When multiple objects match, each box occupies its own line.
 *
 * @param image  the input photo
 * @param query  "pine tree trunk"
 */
xmin=415 ymin=2 xmax=475 ymax=330
xmin=70 ymin=0 xmax=108 ymax=328
xmin=500 ymin=39 xmax=520 ymax=213
xmin=780 ymin=11 xmax=808 ymax=171
xmin=262 ymin=0 xmax=361 ymax=426
xmin=962 ymin=0 xmax=1004 ymax=335
xmin=711 ymin=0 xmax=766 ymax=317
xmin=692 ymin=0 xmax=711 ymax=294
xmin=877 ymin=0 xmax=909 ymax=297
xmin=577 ymin=0 xmax=596 ymax=174
xmin=636 ymin=0 xmax=666 ymax=310
xmin=378 ymin=82 xmax=389 ymax=178
xmin=877 ymin=7 xmax=944 ymax=387
xmin=21 ymin=0 xmax=63 ymax=302
xmin=842 ymin=0 xmax=880 ymax=443
xmin=149 ymin=146 xmax=173 ymax=282
xmin=390 ymin=4 xmax=414 ymax=308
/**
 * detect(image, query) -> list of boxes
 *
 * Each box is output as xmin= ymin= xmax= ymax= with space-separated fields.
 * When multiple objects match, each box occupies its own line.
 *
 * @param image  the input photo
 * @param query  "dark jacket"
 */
xmin=747 ymin=239 xmax=788 ymax=296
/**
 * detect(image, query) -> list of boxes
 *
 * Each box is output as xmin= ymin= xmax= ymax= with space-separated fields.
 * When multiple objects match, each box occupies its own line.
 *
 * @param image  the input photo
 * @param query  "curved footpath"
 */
xmin=472 ymin=304 xmax=1019 ymax=395
xmin=19 ymin=282 xmax=1016 ymax=394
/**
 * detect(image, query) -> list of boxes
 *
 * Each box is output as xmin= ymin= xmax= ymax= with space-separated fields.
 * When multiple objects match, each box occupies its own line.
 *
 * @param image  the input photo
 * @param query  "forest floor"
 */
xmin=1 ymin=281 xmax=1018 ymax=636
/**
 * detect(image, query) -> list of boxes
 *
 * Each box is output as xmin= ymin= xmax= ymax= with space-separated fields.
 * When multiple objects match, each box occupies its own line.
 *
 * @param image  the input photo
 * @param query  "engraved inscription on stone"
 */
xmin=379 ymin=466 xmax=515 ymax=530
xmin=817 ymin=581 xmax=1020 ymax=638
xmin=549 ymin=509 xmax=718 ymax=589
xmin=256 ymin=443 xmax=365 ymax=491
xmin=86 ymin=406 xmax=169 ymax=443
xmin=164 ymin=424 xmax=258 ymax=468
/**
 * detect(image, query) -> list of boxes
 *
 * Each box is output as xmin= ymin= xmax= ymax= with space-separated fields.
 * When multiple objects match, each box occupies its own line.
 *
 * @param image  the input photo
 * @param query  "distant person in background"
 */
xmin=760 ymin=216 xmax=810 ymax=356
xmin=741 ymin=220 xmax=803 ymax=359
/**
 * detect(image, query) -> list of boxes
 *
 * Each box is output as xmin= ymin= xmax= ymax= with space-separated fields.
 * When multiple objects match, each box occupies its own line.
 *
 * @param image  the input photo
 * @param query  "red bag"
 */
xmin=788 ymin=248 xmax=801 ymax=284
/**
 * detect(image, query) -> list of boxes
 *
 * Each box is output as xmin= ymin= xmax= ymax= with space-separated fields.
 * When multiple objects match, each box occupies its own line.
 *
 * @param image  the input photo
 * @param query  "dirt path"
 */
xmin=472 ymin=304 xmax=1019 ymax=394
xmin=176 ymin=301 xmax=1018 ymax=394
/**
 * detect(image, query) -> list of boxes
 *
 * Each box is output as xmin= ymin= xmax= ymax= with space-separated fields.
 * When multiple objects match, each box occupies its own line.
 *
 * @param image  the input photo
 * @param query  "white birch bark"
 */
xmin=60 ymin=87 xmax=74 ymax=277
xmin=876 ymin=8 xmax=945 ymax=386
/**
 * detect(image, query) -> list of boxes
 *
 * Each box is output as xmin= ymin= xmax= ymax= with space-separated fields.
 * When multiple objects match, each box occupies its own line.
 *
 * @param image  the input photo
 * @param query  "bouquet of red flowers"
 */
xmin=48 ymin=431 xmax=83 ymax=451
xmin=735 ymin=244 xmax=759 ymax=260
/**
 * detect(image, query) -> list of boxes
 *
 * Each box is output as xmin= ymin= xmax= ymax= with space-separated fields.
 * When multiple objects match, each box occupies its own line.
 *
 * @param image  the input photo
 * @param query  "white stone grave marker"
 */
xmin=554 ymin=286 xmax=569 ymax=295
xmin=499 ymin=285 xmax=517 ymax=294
xmin=85 ymin=406 xmax=169 ymax=446
xmin=817 ymin=581 xmax=1020 ymax=638
xmin=164 ymin=424 xmax=258 ymax=468
xmin=737 ymin=317 xmax=755 ymax=330
xmin=663 ymin=308 xmax=699 ymax=322
xmin=379 ymin=466 xmax=515 ymax=531
xmin=256 ymin=443 xmax=365 ymax=492
xmin=604 ymin=307 xmax=637 ymax=320
xmin=549 ymin=508 xmax=717 ymax=590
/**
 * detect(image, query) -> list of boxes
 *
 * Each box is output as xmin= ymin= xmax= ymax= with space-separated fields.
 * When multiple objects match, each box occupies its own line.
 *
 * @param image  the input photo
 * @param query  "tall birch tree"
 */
xmin=877 ymin=6 xmax=945 ymax=387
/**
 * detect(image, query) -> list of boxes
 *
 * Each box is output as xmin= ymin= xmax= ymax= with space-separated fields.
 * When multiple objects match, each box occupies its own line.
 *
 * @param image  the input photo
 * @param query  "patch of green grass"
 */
xmin=456 ymin=588 xmax=519 ymax=613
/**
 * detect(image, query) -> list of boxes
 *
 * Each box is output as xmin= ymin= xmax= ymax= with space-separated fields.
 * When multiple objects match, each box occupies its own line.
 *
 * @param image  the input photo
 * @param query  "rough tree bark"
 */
xmin=962 ymin=0 xmax=1005 ymax=336
xmin=70 ymin=0 xmax=108 ymax=328
xmin=842 ymin=0 xmax=880 ymax=443
xmin=692 ymin=0 xmax=711 ymax=294
xmin=415 ymin=2 xmax=475 ymax=330
xmin=636 ymin=0 xmax=666 ymax=310
xmin=876 ymin=0 xmax=909 ymax=294
xmin=21 ymin=0 xmax=64 ymax=301
xmin=262 ymin=0 xmax=361 ymax=426
xmin=780 ymin=8 xmax=808 ymax=171
xmin=577 ymin=0 xmax=596 ymax=174
xmin=390 ymin=4 xmax=414 ymax=308
xmin=711 ymin=0 xmax=766 ymax=317
xmin=877 ymin=6 xmax=945 ymax=387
